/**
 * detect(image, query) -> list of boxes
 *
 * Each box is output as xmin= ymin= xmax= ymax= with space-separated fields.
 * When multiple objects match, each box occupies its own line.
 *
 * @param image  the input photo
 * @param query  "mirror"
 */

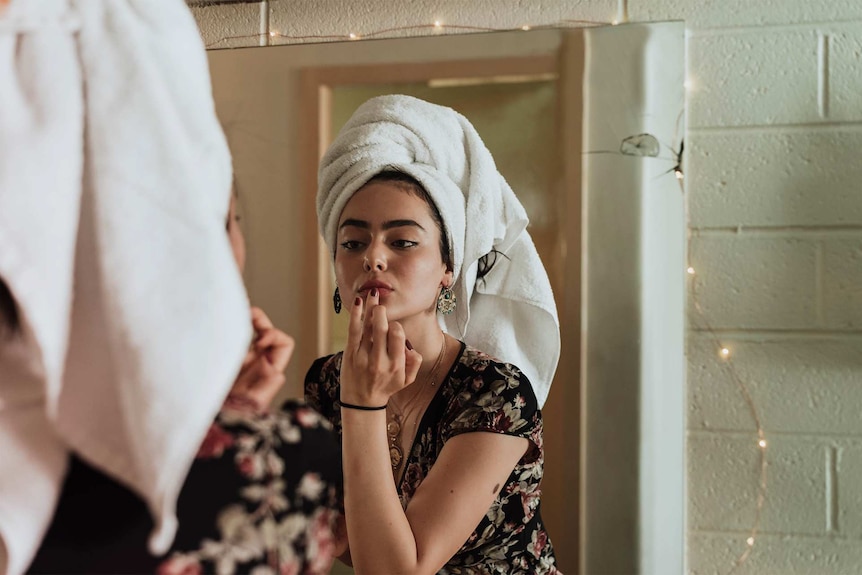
xmin=202 ymin=22 xmax=684 ymax=574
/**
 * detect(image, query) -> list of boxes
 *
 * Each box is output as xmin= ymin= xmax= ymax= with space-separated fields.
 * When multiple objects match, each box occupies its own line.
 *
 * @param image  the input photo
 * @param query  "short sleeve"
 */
xmin=300 ymin=354 xmax=342 ymax=432
xmin=443 ymin=358 xmax=543 ymax=465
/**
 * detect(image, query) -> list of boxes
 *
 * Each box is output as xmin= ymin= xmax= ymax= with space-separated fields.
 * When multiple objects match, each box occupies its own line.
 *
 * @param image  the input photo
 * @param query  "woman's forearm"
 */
xmin=341 ymin=409 xmax=420 ymax=574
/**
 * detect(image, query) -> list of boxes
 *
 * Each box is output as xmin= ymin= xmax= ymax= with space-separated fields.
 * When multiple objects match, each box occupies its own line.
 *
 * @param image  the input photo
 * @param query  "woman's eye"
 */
xmin=392 ymin=239 xmax=418 ymax=249
xmin=339 ymin=240 xmax=362 ymax=250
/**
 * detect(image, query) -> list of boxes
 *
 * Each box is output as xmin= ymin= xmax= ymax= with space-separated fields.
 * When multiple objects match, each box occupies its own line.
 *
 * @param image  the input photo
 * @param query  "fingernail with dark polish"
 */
xmin=405 ymin=339 xmax=413 ymax=350
xmin=354 ymin=297 xmax=362 ymax=306
xmin=371 ymin=287 xmax=378 ymax=298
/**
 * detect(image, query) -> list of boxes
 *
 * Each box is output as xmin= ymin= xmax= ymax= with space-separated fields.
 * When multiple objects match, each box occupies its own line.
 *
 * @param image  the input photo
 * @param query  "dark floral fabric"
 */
xmin=158 ymin=397 xmax=342 ymax=575
xmin=30 ymin=398 xmax=342 ymax=575
xmin=304 ymin=341 xmax=560 ymax=575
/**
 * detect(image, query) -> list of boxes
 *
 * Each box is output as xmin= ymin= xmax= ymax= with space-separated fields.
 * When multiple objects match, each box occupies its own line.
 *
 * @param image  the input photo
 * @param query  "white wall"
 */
xmin=191 ymin=1 xmax=862 ymax=573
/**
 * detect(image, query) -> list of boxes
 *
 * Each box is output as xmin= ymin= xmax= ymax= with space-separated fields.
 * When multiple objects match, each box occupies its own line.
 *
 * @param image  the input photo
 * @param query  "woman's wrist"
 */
xmin=339 ymin=399 xmax=387 ymax=411
xmin=339 ymin=384 xmax=390 ymax=410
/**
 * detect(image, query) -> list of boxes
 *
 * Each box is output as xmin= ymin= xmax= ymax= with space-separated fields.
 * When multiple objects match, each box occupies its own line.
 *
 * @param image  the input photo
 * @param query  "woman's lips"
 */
xmin=358 ymin=286 xmax=393 ymax=297
xmin=358 ymin=281 xmax=393 ymax=295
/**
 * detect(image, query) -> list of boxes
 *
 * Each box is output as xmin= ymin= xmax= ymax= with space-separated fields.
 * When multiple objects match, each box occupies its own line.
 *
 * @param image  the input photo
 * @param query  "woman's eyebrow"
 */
xmin=339 ymin=218 xmax=368 ymax=230
xmin=339 ymin=218 xmax=426 ymax=231
xmin=382 ymin=219 xmax=425 ymax=231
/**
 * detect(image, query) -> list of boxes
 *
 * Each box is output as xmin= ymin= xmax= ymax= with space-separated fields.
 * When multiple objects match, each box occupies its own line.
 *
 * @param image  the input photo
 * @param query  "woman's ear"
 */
xmin=442 ymin=267 xmax=454 ymax=288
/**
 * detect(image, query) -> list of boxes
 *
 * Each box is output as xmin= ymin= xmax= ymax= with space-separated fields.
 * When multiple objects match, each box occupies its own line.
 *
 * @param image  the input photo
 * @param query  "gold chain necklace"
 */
xmin=387 ymin=334 xmax=447 ymax=469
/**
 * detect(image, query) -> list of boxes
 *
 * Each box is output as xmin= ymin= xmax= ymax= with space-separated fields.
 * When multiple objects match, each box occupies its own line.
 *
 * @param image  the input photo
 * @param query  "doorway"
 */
xmin=298 ymin=49 xmax=584 ymax=573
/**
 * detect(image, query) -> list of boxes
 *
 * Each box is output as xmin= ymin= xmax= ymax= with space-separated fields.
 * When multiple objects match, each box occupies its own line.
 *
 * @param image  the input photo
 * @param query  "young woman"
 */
xmin=305 ymin=95 xmax=561 ymax=574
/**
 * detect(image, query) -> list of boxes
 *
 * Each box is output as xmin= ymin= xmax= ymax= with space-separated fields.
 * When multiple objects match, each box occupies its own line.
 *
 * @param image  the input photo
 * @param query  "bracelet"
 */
xmin=339 ymin=400 xmax=388 ymax=411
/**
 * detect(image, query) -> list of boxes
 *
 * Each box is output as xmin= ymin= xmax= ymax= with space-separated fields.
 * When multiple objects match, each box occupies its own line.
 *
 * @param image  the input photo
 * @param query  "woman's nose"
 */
xmin=363 ymin=250 xmax=386 ymax=272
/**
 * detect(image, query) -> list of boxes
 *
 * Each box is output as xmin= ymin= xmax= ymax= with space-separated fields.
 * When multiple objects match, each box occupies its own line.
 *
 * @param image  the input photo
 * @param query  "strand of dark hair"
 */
xmin=476 ymin=249 xmax=508 ymax=281
xmin=0 ymin=278 xmax=20 ymax=338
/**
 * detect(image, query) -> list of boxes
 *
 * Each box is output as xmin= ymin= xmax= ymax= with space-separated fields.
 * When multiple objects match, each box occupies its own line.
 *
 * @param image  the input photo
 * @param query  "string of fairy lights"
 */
xmin=203 ymin=19 xmax=616 ymax=49
xmin=679 ymin=167 xmax=768 ymax=571
xmin=198 ymin=9 xmax=770 ymax=572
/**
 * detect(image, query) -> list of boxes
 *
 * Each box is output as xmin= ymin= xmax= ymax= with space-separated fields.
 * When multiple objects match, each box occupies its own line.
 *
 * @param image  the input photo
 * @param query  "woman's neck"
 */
xmin=399 ymin=316 xmax=447 ymax=373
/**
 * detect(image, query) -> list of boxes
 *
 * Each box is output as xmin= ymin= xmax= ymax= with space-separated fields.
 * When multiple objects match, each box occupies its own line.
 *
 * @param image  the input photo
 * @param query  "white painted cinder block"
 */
xmin=190 ymin=3 xmax=262 ymax=49
xmin=687 ymin=30 xmax=820 ymax=128
xmin=267 ymin=0 xmax=618 ymax=42
xmin=688 ymin=532 xmax=862 ymax=575
xmin=838 ymin=442 xmax=862 ymax=539
xmin=688 ymin=338 xmax=862 ymax=435
xmin=829 ymin=25 xmax=862 ymax=122
xmin=821 ymin=238 xmax=862 ymax=329
xmin=629 ymin=0 xmax=862 ymax=30
xmin=688 ymin=434 xmax=827 ymax=534
xmin=689 ymin=236 xmax=818 ymax=329
xmin=688 ymin=130 xmax=862 ymax=228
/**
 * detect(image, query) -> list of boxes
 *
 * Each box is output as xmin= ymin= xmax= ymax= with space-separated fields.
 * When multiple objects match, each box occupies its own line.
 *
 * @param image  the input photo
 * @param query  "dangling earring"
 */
xmin=436 ymin=285 xmax=456 ymax=314
xmin=333 ymin=287 xmax=342 ymax=314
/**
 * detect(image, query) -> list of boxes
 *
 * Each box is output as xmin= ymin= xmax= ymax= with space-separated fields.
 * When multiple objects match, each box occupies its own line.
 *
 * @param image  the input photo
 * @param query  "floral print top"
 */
xmin=305 ymin=341 xmax=560 ymax=575
xmin=158 ymin=398 xmax=343 ymax=575
xmin=29 ymin=398 xmax=342 ymax=575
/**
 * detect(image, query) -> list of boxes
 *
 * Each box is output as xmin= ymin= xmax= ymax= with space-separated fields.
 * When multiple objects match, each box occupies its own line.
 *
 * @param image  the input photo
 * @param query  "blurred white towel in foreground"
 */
xmin=0 ymin=0 xmax=250 ymax=573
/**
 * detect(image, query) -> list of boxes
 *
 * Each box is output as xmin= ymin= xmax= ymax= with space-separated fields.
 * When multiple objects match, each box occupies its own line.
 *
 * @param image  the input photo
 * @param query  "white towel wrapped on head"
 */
xmin=317 ymin=94 xmax=560 ymax=407
xmin=0 ymin=1 xmax=250 ymax=573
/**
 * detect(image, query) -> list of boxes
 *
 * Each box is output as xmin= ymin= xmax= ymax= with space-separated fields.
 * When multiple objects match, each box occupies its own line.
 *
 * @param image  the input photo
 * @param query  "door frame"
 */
xmin=297 ymin=44 xmax=584 ymax=572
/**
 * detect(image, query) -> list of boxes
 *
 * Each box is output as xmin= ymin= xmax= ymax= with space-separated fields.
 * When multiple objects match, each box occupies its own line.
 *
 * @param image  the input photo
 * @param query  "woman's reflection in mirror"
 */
xmin=304 ymin=94 xmax=561 ymax=574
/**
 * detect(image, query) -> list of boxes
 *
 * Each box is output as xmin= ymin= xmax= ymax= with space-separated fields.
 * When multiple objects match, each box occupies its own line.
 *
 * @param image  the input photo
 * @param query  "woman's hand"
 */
xmin=229 ymin=307 xmax=294 ymax=409
xmin=340 ymin=289 xmax=422 ymax=407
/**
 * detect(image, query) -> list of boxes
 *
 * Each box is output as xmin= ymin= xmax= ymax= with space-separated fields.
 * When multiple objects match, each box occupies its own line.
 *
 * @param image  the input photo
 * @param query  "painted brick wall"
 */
xmin=644 ymin=1 xmax=862 ymax=572
xmin=190 ymin=1 xmax=862 ymax=572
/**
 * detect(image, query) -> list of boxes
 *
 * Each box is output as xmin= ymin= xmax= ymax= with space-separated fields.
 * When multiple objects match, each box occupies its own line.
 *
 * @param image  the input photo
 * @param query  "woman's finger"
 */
xmin=230 ymin=356 xmax=285 ymax=409
xmin=232 ymin=353 xmax=260 ymax=395
xmin=255 ymin=327 xmax=293 ymax=356
xmin=387 ymin=321 xmax=409 ymax=386
xmin=345 ymin=295 xmax=364 ymax=355
xmin=361 ymin=288 xmax=380 ymax=346
xmin=266 ymin=331 xmax=295 ymax=373
xmin=369 ymin=304 xmax=389 ymax=369
xmin=240 ymin=347 xmax=257 ymax=369
xmin=387 ymin=321 xmax=406 ymax=362
xmin=250 ymin=306 xmax=274 ymax=331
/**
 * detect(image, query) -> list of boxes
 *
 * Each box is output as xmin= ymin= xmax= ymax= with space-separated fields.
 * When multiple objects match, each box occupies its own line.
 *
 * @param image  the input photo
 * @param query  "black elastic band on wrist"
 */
xmin=339 ymin=400 xmax=388 ymax=411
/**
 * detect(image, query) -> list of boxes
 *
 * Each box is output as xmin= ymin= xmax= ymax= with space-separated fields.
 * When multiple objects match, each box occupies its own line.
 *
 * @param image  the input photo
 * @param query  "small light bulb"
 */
xmin=675 ymin=170 xmax=684 ymax=180
xmin=521 ymin=25 xmax=531 ymax=31
xmin=684 ymin=79 xmax=694 ymax=90
xmin=758 ymin=439 xmax=767 ymax=448
xmin=269 ymin=30 xmax=277 ymax=37
xmin=720 ymin=347 xmax=730 ymax=358
xmin=746 ymin=537 xmax=755 ymax=546
xmin=686 ymin=266 xmax=696 ymax=275
xmin=434 ymin=20 xmax=442 ymax=28
xmin=348 ymin=32 xmax=358 ymax=39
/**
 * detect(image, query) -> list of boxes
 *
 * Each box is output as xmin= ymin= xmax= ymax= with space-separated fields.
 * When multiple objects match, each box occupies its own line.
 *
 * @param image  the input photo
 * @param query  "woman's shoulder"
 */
xmin=442 ymin=343 xmax=542 ymax=447
xmin=449 ymin=343 xmax=539 ymax=409
xmin=458 ymin=344 xmax=530 ymax=385
xmin=303 ymin=353 xmax=343 ymax=419
xmin=305 ymin=352 xmax=343 ymax=381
